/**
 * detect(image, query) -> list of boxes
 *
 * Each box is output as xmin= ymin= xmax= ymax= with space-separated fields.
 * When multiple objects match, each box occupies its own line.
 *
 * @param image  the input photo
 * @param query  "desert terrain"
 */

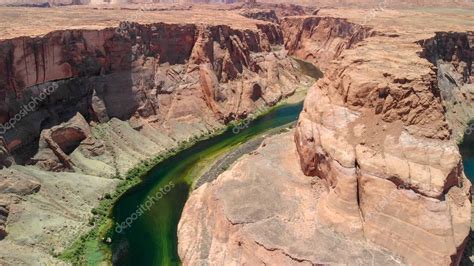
xmin=0 ymin=1 xmax=472 ymax=265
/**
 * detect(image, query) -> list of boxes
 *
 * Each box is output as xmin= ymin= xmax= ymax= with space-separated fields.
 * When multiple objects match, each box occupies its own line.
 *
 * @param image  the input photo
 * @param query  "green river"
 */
xmin=110 ymin=102 xmax=305 ymax=265
xmin=102 ymin=58 xmax=473 ymax=266
xmin=107 ymin=109 xmax=474 ymax=266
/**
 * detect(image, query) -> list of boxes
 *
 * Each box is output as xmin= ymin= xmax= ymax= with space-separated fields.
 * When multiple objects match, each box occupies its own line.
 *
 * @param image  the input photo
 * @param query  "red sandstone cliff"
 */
xmin=0 ymin=20 xmax=313 ymax=247
xmin=0 ymin=22 xmax=308 ymax=170
xmin=178 ymin=14 xmax=473 ymax=266
xmin=281 ymin=16 xmax=373 ymax=70
xmin=293 ymin=28 xmax=473 ymax=266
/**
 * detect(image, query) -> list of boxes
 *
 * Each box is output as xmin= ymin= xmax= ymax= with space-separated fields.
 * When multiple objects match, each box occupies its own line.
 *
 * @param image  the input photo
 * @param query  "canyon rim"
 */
xmin=0 ymin=1 xmax=472 ymax=266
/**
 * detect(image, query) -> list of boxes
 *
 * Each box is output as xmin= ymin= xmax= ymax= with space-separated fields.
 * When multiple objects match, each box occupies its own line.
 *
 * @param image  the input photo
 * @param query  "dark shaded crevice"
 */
xmin=418 ymin=32 xmax=473 ymax=79
xmin=355 ymin=159 xmax=361 ymax=208
xmin=253 ymin=240 xmax=319 ymax=265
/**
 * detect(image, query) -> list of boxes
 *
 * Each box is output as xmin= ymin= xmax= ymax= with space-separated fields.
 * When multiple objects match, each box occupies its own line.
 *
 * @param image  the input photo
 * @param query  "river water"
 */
xmin=106 ymin=56 xmax=473 ymax=265
xmin=110 ymin=102 xmax=304 ymax=265
xmin=460 ymin=137 xmax=474 ymax=181
xmin=108 ymin=112 xmax=474 ymax=266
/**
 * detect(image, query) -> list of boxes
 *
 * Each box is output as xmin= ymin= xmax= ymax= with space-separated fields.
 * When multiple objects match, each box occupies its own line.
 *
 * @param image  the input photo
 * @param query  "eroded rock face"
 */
xmin=32 ymin=113 xmax=91 ymax=171
xmin=294 ymin=30 xmax=473 ymax=265
xmin=179 ymin=13 xmax=473 ymax=265
xmin=281 ymin=16 xmax=373 ymax=69
xmin=418 ymin=32 xmax=474 ymax=139
xmin=0 ymin=20 xmax=313 ymax=256
xmin=0 ymin=203 xmax=8 ymax=239
xmin=178 ymin=132 xmax=404 ymax=265
xmin=0 ymin=22 xmax=308 ymax=164
xmin=239 ymin=9 xmax=279 ymax=24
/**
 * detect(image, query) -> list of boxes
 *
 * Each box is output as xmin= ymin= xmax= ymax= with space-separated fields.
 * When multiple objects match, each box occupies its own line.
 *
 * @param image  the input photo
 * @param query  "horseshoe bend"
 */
xmin=0 ymin=1 xmax=472 ymax=265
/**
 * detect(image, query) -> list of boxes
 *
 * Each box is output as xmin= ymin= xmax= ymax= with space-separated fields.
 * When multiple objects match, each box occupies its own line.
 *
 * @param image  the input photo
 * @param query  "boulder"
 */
xmin=32 ymin=113 xmax=91 ymax=171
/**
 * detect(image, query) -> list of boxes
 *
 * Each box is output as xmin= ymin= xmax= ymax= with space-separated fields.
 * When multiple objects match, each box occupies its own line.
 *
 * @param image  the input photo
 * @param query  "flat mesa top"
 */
xmin=0 ymin=5 xmax=473 ymax=41
xmin=319 ymin=8 xmax=474 ymax=36
xmin=0 ymin=5 xmax=269 ymax=40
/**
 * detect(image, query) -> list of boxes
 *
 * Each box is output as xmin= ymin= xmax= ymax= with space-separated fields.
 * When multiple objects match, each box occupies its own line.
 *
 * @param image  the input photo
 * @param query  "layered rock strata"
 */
xmin=179 ymin=131 xmax=404 ymax=265
xmin=178 ymin=14 xmax=473 ymax=266
xmin=418 ymin=32 xmax=474 ymax=139
xmin=0 ymin=20 xmax=313 ymax=263
xmin=0 ymin=22 xmax=307 ymax=170
xmin=294 ymin=32 xmax=473 ymax=265
xmin=281 ymin=16 xmax=373 ymax=70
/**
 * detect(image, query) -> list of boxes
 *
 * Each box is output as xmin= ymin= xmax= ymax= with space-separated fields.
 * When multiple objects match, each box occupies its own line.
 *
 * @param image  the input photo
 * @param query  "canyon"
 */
xmin=0 ymin=5 xmax=314 ymax=264
xmin=0 ymin=2 xmax=472 ymax=266
xmin=178 ymin=5 xmax=474 ymax=266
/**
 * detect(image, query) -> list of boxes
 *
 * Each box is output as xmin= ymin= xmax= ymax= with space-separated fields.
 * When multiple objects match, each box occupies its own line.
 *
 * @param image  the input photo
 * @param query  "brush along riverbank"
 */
xmin=58 ymin=89 xmax=309 ymax=265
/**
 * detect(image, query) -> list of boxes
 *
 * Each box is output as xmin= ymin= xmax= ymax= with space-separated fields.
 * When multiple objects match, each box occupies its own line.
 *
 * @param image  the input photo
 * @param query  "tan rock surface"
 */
xmin=0 ymin=3 xmax=472 ymax=265
xmin=293 ymin=8 xmax=473 ymax=266
xmin=0 ymin=6 xmax=315 ymax=263
xmin=180 ymin=6 xmax=473 ymax=266
xmin=179 ymin=131 xmax=404 ymax=265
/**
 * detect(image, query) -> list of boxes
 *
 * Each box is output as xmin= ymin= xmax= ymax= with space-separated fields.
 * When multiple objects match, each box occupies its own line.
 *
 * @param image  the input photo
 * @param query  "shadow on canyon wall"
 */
xmin=0 ymin=20 xmax=290 ymax=170
xmin=0 ymin=25 xmax=135 ymax=163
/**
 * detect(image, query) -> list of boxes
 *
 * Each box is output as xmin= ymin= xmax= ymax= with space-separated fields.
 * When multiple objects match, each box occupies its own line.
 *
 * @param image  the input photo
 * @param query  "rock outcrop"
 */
xmin=0 ymin=168 xmax=41 ymax=240
xmin=179 ymin=12 xmax=473 ymax=266
xmin=179 ymin=131 xmax=404 ymax=265
xmin=281 ymin=16 xmax=373 ymax=69
xmin=0 ymin=17 xmax=313 ymax=261
xmin=0 ymin=21 xmax=308 ymax=167
xmin=32 ymin=113 xmax=91 ymax=171
xmin=294 ymin=30 xmax=472 ymax=266
xmin=0 ymin=204 xmax=7 ymax=239
xmin=418 ymin=32 xmax=474 ymax=139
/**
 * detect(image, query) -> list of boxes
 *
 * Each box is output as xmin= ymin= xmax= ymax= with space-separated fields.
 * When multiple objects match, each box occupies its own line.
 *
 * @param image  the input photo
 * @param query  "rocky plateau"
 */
xmin=0 ymin=2 xmax=472 ymax=266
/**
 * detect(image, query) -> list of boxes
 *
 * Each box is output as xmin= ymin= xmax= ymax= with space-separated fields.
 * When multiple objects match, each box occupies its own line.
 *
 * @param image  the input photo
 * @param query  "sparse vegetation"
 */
xmin=59 ymin=130 xmax=220 ymax=265
xmin=60 ymin=98 xmax=305 ymax=264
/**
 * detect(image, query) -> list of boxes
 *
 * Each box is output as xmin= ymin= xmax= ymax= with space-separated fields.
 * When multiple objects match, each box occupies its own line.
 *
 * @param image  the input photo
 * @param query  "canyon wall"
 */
xmin=281 ymin=16 xmax=372 ymax=70
xmin=178 ymin=15 xmax=405 ymax=266
xmin=0 ymin=20 xmax=313 ymax=262
xmin=0 ymin=21 xmax=303 ymax=170
xmin=294 ymin=28 xmax=473 ymax=265
xmin=418 ymin=32 xmax=474 ymax=140
xmin=178 ymin=13 xmax=473 ymax=266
